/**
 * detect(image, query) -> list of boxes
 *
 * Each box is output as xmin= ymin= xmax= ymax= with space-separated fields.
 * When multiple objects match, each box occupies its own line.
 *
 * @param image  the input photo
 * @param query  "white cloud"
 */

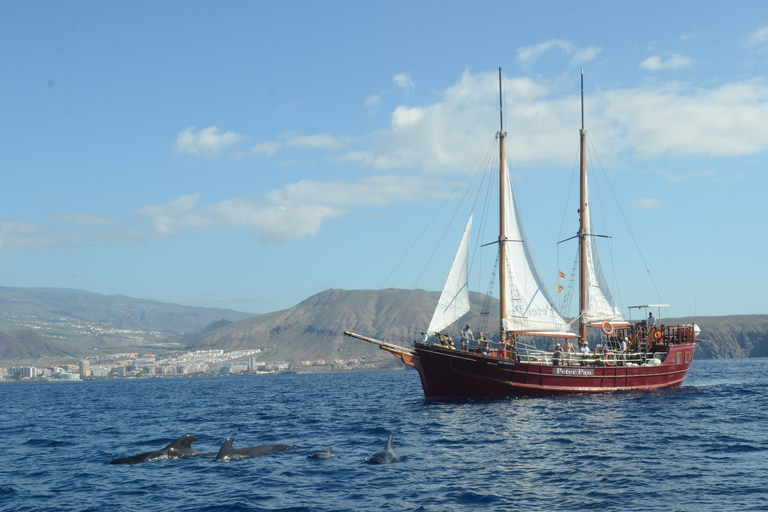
xmin=265 ymin=175 xmax=453 ymax=206
xmin=662 ymin=170 xmax=716 ymax=183
xmin=364 ymin=93 xmax=382 ymax=107
xmin=744 ymin=24 xmax=768 ymax=48
xmin=251 ymin=141 xmax=282 ymax=156
xmin=571 ymin=45 xmax=602 ymax=65
xmin=629 ymin=198 xmax=664 ymax=209
xmin=394 ymin=73 xmax=415 ymax=92
xmin=48 ymin=212 xmax=121 ymax=226
xmin=0 ymin=220 xmax=75 ymax=250
xmin=250 ymin=132 xmax=352 ymax=156
xmin=0 ymin=215 xmax=136 ymax=250
xmin=137 ymin=193 xmax=347 ymax=245
xmin=516 ymin=40 xmax=573 ymax=65
xmin=338 ymin=71 xmax=768 ymax=172
xmin=283 ymin=132 xmax=353 ymax=149
xmin=598 ymin=78 xmax=768 ymax=158
xmin=339 ymin=70 xmax=566 ymax=171
xmin=515 ymin=40 xmax=600 ymax=67
xmin=174 ymin=126 xmax=246 ymax=158
xmin=640 ymin=54 xmax=693 ymax=71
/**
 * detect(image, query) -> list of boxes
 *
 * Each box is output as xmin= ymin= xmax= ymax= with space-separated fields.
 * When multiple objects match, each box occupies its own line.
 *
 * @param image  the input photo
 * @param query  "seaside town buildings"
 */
xmin=0 ymin=348 xmax=375 ymax=382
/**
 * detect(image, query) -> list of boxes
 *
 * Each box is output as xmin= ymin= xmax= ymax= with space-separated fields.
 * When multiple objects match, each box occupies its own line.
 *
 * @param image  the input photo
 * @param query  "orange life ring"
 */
xmin=601 ymin=321 xmax=614 ymax=335
xmin=605 ymin=352 xmax=616 ymax=366
xmin=654 ymin=330 xmax=662 ymax=340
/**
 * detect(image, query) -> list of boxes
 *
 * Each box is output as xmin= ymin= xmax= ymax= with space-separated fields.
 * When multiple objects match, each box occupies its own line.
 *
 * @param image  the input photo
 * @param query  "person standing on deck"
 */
xmin=460 ymin=324 xmax=474 ymax=351
xmin=477 ymin=332 xmax=490 ymax=355
xmin=648 ymin=312 xmax=656 ymax=327
xmin=552 ymin=343 xmax=564 ymax=366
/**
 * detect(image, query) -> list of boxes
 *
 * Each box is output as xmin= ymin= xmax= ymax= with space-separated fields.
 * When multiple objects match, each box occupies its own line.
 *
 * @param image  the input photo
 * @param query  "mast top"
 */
xmin=498 ymin=67 xmax=504 ymax=135
xmin=580 ymin=69 xmax=584 ymax=132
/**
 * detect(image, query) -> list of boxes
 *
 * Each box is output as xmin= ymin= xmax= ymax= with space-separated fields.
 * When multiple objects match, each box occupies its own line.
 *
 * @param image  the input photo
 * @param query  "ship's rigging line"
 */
xmin=376 ymin=137 xmax=498 ymax=343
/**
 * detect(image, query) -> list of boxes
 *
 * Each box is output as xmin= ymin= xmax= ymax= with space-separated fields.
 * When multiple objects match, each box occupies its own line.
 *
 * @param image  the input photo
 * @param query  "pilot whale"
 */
xmin=109 ymin=435 xmax=200 ymax=465
xmin=365 ymin=435 xmax=400 ymax=464
xmin=309 ymin=447 xmax=334 ymax=459
xmin=215 ymin=438 xmax=295 ymax=460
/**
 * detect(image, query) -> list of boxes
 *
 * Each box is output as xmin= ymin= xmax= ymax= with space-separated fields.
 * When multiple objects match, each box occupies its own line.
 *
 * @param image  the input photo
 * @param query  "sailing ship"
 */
xmin=345 ymin=69 xmax=700 ymax=399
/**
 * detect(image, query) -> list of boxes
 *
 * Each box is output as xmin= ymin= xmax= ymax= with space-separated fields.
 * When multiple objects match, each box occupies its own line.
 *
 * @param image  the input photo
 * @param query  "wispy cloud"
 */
xmin=48 ymin=212 xmax=122 ymax=226
xmin=138 ymin=193 xmax=348 ymax=244
xmin=251 ymin=141 xmax=282 ymax=156
xmin=283 ymin=132 xmax=353 ymax=149
xmin=662 ymin=170 xmax=716 ymax=182
xmin=364 ymin=93 xmax=382 ymax=107
xmin=629 ymin=198 xmax=664 ymax=209
xmin=744 ymin=24 xmax=768 ymax=48
xmin=174 ymin=126 xmax=246 ymax=158
xmin=264 ymin=175 xmax=453 ymax=206
xmin=250 ymin=132 xmax=353 ymax=156
xmin=640 ymin=53 xmax=693 ymax=71
xmin=516 ymin=40 xmax=601 ymax=67
xmin=394 ymin=73 xmax=415 ymax=92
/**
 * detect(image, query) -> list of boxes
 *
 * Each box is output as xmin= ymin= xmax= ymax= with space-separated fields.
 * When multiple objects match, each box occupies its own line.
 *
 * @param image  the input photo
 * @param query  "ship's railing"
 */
xmin=607 ymin=324 xmax=696 ymax=353
xmin=515 ymin=348 xmax=665 ymax=367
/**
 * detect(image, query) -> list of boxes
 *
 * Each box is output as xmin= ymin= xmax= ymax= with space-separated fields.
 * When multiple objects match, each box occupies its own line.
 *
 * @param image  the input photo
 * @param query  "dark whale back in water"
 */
xmin=109 ymin=435 xmax=200 ymax=465
xmin=365 ymin=435 xmax=399 ymax=464
xmin=216 ymin=437 xmax=295 ymax=460
xmin=309 ymin=447 xmax=333 ymax=459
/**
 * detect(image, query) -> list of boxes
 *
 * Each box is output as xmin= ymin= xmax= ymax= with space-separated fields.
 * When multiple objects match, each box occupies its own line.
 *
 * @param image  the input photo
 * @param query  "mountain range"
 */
xmin=0 ymin=286 xmax=766 ymax=367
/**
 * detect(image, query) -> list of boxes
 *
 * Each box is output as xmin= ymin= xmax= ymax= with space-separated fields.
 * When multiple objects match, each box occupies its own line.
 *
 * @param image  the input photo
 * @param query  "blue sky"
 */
xmin=0 ymin=1 xmax=766 ymax=318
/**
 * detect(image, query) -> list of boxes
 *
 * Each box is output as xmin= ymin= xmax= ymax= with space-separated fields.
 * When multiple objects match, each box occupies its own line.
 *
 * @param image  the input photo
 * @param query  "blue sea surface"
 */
xmin=1 ymin=358 xmax=766 ymax=511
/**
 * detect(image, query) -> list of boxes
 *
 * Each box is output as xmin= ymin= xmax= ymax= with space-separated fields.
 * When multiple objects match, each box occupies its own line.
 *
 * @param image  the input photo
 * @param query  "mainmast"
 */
xmin=578 ymin=69 xmax=588 ymax=343
xmin=498 ymin=67 xmax=507 ymax=336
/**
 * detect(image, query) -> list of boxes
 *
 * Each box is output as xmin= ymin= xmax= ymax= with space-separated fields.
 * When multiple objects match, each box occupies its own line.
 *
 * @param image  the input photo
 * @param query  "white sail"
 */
xmin=582 ymin=180 xmax=624 ymax=323
xmin=501 ymin=165 xmax=575 ymax=335
xmin=427 ymin=214 xmax=473 ymax=334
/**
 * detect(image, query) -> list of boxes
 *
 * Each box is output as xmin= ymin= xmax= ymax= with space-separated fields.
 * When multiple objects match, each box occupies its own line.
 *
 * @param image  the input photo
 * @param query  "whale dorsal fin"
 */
xmin=385 ymin=435 xmax=394 ymax=452
xmin=216 ymin=437 xmax=235 ymax=459
xmin=167 ymin=435 xmax=197 ymax=450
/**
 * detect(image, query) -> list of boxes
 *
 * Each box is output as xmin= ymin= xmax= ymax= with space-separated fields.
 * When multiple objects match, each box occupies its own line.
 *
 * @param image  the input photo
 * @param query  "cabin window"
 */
xmin=676 ymin=353 xmax=681 ymax=364
xmin=685 ymin=352 xmax=690 ymax=363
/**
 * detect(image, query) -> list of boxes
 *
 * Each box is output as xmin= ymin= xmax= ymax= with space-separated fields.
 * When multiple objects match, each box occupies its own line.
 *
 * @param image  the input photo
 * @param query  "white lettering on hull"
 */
xmin=554 ymin=367 xmax=595 ymax=376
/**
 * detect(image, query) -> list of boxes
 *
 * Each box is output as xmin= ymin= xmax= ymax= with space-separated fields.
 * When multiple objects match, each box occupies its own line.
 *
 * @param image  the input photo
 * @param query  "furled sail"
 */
xmin=501 ymin=165 xmax=575 ymax=335
xmin=582 ymin=181 xmax=624 ymax=323
xmin=427 ymin=214 xmax=473 ymax=334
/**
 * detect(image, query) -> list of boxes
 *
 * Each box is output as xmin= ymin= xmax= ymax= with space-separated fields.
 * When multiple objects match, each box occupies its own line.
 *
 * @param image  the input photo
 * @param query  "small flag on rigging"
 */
xmin=557 ymin=284 xmax=564 ymax=293
xmin=558 ymin=271 xmax=566 ymax=278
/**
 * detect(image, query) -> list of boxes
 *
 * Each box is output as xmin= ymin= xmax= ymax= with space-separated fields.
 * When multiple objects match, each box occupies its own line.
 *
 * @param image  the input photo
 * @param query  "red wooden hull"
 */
xmin=411 ymin=343 xmax=697 ymax=399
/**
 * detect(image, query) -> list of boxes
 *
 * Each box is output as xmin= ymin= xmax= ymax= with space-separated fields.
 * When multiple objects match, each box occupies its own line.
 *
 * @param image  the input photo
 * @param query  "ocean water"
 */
xmin=0 ymin=358 xmax=766 ymax=512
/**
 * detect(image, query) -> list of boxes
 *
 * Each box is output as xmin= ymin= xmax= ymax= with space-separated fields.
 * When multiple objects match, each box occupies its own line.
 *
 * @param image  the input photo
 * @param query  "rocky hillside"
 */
xmin=0 ymin=329 xmax=76 ymax=360
xmin=186 ymin=289 xmax=498 ymax=366
xmin=0 ymin=287 xmax=253 ymax=333
xmin=673 ymin=315 xmax=768 ymax=359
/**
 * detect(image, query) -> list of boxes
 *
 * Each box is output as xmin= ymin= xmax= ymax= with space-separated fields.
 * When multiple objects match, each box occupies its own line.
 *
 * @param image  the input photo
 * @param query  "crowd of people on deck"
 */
xmin=427 ymin=312 xmax=661 ymax=366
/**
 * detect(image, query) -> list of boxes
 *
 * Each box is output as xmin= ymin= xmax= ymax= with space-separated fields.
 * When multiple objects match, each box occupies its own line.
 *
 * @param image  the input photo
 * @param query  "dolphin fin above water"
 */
xmin=216 ymin=437 xmax=295 ymax=460
xmin=109 ymin=435 xmax=200 ymax=465
xmin=365 ymin=435 xmax=399 ymax=464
